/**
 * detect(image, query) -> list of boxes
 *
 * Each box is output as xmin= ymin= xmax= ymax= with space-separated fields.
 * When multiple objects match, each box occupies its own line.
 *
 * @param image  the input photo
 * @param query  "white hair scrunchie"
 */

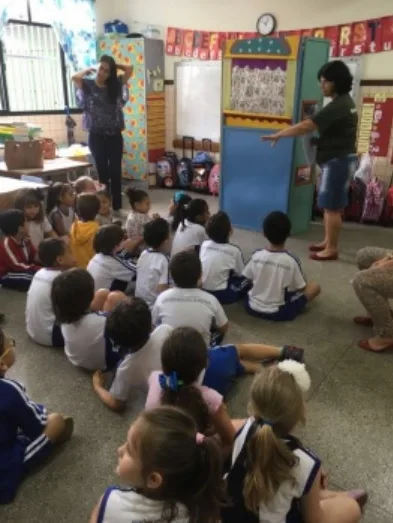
xmin=277 ymin=360 xmax=311 ymax=393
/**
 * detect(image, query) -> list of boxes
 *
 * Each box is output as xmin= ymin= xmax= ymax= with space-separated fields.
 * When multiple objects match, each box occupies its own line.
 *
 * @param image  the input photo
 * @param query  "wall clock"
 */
xmin=257 ymin=13 xmax=277 ymax=36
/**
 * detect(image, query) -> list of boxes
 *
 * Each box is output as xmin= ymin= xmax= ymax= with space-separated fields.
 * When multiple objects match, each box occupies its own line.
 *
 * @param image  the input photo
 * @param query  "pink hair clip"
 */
xmin=196 ymin=432 xmax=205 ymax=445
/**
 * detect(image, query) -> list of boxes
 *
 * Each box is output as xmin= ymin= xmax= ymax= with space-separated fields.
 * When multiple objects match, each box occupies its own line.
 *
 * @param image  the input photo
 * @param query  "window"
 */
xmin=0 ymin=0 xmax=78 ymax=114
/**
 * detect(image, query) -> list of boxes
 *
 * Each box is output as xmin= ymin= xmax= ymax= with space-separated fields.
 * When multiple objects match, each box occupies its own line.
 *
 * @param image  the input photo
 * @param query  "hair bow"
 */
xmin=159 ymin=371 xmax=184 ymax=392
xmin=174 ymin=191 xmax=186 ymax=204
xmin=277 ymin=360 xmax=311 ymax=393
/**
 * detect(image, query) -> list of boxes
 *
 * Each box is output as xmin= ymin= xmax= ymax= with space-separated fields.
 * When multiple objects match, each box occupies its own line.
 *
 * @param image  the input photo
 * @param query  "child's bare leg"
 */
xmin=240 ymin=360 xmax=263 ymax=374
xmin=304 ymin=281 xmax=321 ymax=302
xmin=231 ymin=419 xmax=247 ymax=433
xmin=44 ymin=413 xmax=73 ymax=444
xmin=103 ymin=291 xmax=129 ymax=313
xmin=90 ymin=289 xmax=110 ymax=312
xmin=320 ymin=495 xmax=361 ymax=523
xmin=236 ymin=343 xmax=303 ymax=365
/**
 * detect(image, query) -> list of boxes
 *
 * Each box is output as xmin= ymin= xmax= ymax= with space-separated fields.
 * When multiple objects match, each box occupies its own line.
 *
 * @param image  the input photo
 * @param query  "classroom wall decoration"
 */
xmin=357 ymin=94 xmax=393 ymax=157
xmin=166 ymin=15 xmax=393 ymax=59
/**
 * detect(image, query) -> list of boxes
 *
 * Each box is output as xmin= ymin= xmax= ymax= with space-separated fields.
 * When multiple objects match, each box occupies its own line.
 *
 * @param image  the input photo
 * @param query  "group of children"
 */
xmin=0 ymin=182 xmax=365 ymax=522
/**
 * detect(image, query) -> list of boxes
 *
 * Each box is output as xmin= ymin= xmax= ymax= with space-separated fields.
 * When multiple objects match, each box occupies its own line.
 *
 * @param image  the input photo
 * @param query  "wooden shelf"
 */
xmin=173 ymin=138 xmax=220 ymax=153
xmin=223 ymin=110 xmax=292 ymax=121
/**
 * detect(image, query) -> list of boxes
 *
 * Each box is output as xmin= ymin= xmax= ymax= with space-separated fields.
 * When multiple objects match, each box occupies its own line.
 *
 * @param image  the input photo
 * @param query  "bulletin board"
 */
xmin=175 ymin=61 xmax=222 ymax=141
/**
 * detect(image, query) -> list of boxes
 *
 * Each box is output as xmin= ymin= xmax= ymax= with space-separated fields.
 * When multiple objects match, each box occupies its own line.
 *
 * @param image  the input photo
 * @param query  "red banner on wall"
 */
xmin=382 ymin=16 xmax=393 ymax=52
xmin=358 ymin=96 xmax=393 ymax=157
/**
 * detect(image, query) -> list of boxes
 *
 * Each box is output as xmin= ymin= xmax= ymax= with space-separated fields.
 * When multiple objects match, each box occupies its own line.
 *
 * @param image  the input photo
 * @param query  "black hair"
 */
xmin=51 ymin=268 xmax=94 ymax=324
xmin=38 ymin=238 xmax=66 ymax=267
xmin=125 ymin=186 xmax=149 ymax=210
xmin=0 ymin=327 xmax=5 ymax=356
xmin=98 ymin=54 xmax=122 ymax=104
xmin=0 ymin=209 xmax=25 ymax=237
xmin=96 ymin=188 xmax=111 ymax=201
xmin=318 ymin=60 xmax=353 ymax=95
xmin=46 ymin=182 xmax=74 ymax=214
xmin=143 ymin=218 xmax=169 ymax=249
xmin=161 ymin=327 xmax=210 ymax=432
xmin=178 ymin=198 xmax=209 ymax=230
xmin=171 ymin=193 xmax=192 ymax=232
xmin=170 ymin=251 xmax=202 ymax=288
xmin=14 ymin=188 xmax=44 ymax=222
xmin=263 ymin=211 xmax=291 ymax=246
xmin=206 ymin=211 xmax=231 ymax=244
xmin=93 ymin=224 xmax=124 ymax=255
xmin=76 ymin=193 xmax=101 ymax=221
xmin=106 ymin=298 xmax=152 ymax=351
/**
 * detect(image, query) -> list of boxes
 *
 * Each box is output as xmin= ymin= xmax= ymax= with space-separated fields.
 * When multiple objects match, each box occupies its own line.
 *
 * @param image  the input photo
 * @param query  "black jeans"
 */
xmin=88 ymin=131 xmax=123 ymax=211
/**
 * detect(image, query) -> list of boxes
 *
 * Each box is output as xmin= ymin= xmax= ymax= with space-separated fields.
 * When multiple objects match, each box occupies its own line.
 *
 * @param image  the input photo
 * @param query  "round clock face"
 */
xmin=257 ymin=13 xmax=277 ymax=36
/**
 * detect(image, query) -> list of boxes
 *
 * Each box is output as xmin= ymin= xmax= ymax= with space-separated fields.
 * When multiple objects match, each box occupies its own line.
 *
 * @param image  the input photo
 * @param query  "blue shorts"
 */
xmin=203 ymin=344 xmax=245 ymax=396
xmin=51 ymin=323 xmax=64 ymax=348
xmin=208 ymin=275 xmax=252 ymax=305
xmin=318 ymin=154 xmax=358 ymax=211
xmin=245 ymin=292 xmax=308 ymax=322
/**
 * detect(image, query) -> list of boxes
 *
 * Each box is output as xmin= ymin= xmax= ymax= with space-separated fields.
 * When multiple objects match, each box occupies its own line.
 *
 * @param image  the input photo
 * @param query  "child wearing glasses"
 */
xmin=0 ymin=329 xmax=73 ymax=504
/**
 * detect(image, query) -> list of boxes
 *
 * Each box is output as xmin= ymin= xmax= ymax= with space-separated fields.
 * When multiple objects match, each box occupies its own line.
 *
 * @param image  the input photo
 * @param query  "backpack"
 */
xmin=177 ymin=136 xmax=195 ymax=189
xmin=156 ymin=152 xmax=177 ymax=188
xmin=380 ymin=186 xmax=393 ymax=226
xmin=191 ymin=140 xmax=215 ymax=194
xmin=361 ymin=177 xmax=385 ymax=223
xmin=209 ymin=164 xmax=220 ymax=196
xmin=344 ymin=178 xmax=366 ymax=222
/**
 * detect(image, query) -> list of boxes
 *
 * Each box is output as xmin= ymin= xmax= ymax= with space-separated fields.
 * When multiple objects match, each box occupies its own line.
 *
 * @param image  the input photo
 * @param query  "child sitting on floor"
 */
xmin=152 ymin=250 xmax=228 ymax=348
xmin=51 ymin=268 xmax=127 ymax=370
xmin=125 ymin=187 xmax=158 ymax=256
xmin=200 ymin=211 xmax=251 ymax=304
xmin=87 ymin=225 xmax=136 ymax=292
xmin=0 ymin=328 xmax=73 ymax=505
xmin=26 ymin=238 xmax=75 ymax=347
xmin=244 ymin=211 xmax=321 ymax=321
xmin=221 ymin=362 xmax=366 ymax=523
xmin=146 ymin=326 xmax=236 ymax=449
xmin=167 ymin=191 xmax=192 ymax=233
xmin=74 ymin=175 xmax=97 ymax=195
xmin=0 ymin=210 xmax=40 ymax=291
xmin=171 ymin=198 xmax=209 ymax=256
xmin=89 ymin=406 xmax=225 ymax=523
xmin=93 ymin=299 xmax=173 ymax=412
xmin=70 ymin=193 xmax=101 ymax=268
xmin=135 ymin=218 xmax=170 ymax=308
xmin=96 ymin=188 xmax=115 ymax=226
xmin=46 ymin=182 xmax=76 ymax=236
xmin=14 ymin=188 xmax=56 ymax=249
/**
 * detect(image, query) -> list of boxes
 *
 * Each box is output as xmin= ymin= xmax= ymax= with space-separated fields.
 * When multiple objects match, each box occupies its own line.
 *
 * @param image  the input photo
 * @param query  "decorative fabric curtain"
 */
xmin=37 ymin=0 xmax=97 ymax=71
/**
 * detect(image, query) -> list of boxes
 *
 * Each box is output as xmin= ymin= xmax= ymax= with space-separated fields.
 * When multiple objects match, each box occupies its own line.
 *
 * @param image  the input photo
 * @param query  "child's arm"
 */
xmin=89 ymin=495 xmax=103 ymax=523
xmin=43 ymin=217 xmax=57 ymax=240
xmin=289 ymin=257 xmax=307 ymax=293
xmin=92 ymin=371 xmax=126 ymax=412
xmin=7 ymin=382 xmax=48 ymax=440
xmin=211 ymin=404 xmax=236 ymax=447
xmin=300 ymin=468 xmax=325 ymax=523
xmin=156 ymin=258 xmax=170 ymax=294
xmin=214 ymin=301 xmax=229 ymax=337
xmin=51 ymin=213 xmax=67 ymax=237
xmin=234 ymin=247 xmax=246 ymax=275
xmin=45 ymin=230 xmax=58 ymax=240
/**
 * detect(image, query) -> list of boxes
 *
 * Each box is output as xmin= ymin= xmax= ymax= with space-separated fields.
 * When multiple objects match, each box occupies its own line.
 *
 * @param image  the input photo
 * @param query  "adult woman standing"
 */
xmin=262 ymin=60 xmax=358 ymax=261
xmin=72 ymin=55 xmax=133 ymax=212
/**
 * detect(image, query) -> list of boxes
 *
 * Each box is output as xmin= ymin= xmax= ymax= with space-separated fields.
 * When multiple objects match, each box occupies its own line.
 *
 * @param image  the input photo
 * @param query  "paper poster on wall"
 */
xmin=382 ymin=16 xmax=393 ymax=51
xmin=358 ymin=95 xmax=393 ymax=156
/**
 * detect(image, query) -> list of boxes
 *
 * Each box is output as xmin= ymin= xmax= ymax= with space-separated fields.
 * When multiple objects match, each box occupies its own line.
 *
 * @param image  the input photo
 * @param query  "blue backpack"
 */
xmin=177 ymin=136 xmax=194 ymax=189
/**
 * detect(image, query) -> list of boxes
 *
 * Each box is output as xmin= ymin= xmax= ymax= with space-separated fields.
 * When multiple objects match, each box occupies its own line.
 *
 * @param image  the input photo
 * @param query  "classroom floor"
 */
xmin=1 ymin=189 xmax=392 ymax=523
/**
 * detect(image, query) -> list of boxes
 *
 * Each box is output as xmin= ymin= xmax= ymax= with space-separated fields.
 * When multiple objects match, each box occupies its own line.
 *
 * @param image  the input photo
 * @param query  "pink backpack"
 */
xmin=208 ymin=164 xmax=220 ymax=196
xmin=361 ymin=177 xmax=385 ymax=223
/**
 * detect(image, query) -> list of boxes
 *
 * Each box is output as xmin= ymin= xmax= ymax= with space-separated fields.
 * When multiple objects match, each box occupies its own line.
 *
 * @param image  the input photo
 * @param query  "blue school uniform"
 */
xmin=0 ymin=378 xmax=52 ymax=504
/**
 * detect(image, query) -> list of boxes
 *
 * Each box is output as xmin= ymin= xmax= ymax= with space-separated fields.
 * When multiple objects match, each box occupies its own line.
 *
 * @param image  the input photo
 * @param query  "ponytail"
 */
xmin=183 ymin=198 xmax=208 ymax=227
xmin=161 ymin=385 xmax=210 ymax=434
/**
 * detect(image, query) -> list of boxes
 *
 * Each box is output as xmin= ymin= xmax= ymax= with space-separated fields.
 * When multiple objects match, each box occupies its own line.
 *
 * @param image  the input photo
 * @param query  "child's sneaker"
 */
xmin=280 ymin=345 xmax=304 ymax=363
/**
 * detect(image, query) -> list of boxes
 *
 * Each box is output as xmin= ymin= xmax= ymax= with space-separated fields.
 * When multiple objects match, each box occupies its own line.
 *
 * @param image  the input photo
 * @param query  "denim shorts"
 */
xmin=318 ymin=154 xmax=358 ymax=211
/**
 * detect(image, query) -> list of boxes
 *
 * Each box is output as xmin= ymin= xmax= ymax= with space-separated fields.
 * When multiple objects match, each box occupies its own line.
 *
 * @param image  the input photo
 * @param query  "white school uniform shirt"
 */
xmin=171 ymin=220 xmax=208 ymax=257
xmin=26 ymin=268 xmax=61 ymax=346
xmin=87 ymin=253 xmax=136 ymax=291
xmin=200 ymin=240 xmax=245 ymax=291
xmin=243 ymin=249 xmax=306 ymax=313
xmin=27 ymin=217 xmax=53 ymax=249
xmin=98 ymin=487 xmax=189 ymax=523
xmin=152 ymin=287 xmax=227 ymax=347
xmin=135 ymin=249 xmax=170 ymax=308
xmin=61 ymin=312 xmax=109 ymax=370
xmin=109 ymin=324 xmax=173 ymax=401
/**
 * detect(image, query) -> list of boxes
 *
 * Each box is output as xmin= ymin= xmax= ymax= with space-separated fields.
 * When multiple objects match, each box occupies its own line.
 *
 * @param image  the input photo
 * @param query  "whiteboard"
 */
xmin=175 ymin=61 xmax=222 ymax=141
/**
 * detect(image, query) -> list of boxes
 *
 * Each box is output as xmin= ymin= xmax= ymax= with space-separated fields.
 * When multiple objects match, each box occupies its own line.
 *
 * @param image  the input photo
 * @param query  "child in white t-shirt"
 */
xmin=171 ymin=198 xmax=209 ymax=256
xmin=168 ymin=191 xmax=192 ymax=233
xmin=89 ymin=407 xmax=225 ymax=523
xmin=201 ymin=211 xmax=251 ymax=304
xmin=244 ymin=211 xmax=321 ymax=321
xmin=125 ymin=187 xmax=159 ymax=256
xmin=26 ymin=238 xmax=75 ymax=347
xmin=135 ymin=218 xmax=170 ymax=308
xmin=153 ymin=250 xmax=228 ymax=347
xmin=222 ymin=363 xmax=365 ymax=523
xmin=14 ymin=188 xmax=57 ymax=249
xmin=51 ymin=268 xmax=128 ymax=370
xmin=87 ymin=224 xmax=136 ymax=292
xmin=92 ymin=299 xmax=173 ymax=412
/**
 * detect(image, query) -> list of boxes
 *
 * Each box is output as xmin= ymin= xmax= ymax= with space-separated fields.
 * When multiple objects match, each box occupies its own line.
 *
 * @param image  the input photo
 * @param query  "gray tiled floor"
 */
xmin=1 ymin=189 xmax=392 ymax=522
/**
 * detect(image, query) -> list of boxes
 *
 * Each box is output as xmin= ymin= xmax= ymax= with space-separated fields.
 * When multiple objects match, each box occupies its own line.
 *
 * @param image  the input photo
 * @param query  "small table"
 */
xmin=0 ymin=157 xmax=92 ymax=182
xmin=0 ymin=177 xmax=47 ymax=211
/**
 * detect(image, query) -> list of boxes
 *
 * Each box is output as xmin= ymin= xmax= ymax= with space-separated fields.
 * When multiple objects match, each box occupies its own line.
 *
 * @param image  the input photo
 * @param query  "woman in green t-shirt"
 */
xmin=262 ymin=61 xmax=358 ymax=262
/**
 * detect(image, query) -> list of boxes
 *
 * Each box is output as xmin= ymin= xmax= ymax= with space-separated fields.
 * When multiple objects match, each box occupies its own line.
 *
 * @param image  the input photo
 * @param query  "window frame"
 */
xmin=0 ymin=1 xmax=82 ymax=116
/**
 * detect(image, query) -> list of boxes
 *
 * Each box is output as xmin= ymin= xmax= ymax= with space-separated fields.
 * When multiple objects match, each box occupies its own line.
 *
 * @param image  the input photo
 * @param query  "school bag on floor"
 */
xmin=191 ymin=139 xmax=215 ymax=194
xmin=344 ymin=178 xmax=366 ymax=222
xmin=379 ymin=172 xmax=393 ymax=226
xmin=177 ymin=136 xmax=194 ymax=189
xmin=156 ymin=152 xmax=178 ymax=188
xmin=209 ymin=164 xmax=220 ymax=196
xmin=361 ymin=177 xmax=385 ymax=223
